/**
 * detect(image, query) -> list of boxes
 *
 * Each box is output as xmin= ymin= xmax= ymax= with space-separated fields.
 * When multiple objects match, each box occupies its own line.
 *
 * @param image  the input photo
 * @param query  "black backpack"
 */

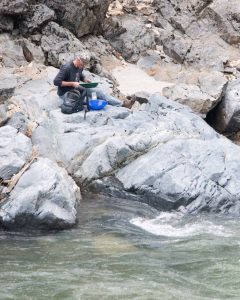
xmin=61 ymin=89 xmax=89 ymax=114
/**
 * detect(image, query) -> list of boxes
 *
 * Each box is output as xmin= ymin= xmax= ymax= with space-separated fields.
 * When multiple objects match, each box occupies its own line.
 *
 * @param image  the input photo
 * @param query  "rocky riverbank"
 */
xmin=1 ymin=0 xmax=240 ymax=230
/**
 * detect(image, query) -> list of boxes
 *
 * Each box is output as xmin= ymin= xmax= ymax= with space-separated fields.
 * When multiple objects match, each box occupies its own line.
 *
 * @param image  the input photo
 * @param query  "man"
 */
xmin=53 ymin=55 xmax=122 ymax=106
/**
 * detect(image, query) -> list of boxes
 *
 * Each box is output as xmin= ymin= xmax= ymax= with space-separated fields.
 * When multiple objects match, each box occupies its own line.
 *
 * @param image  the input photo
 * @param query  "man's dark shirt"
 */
xmin=53 ymin=61 xmax=85 ymax=96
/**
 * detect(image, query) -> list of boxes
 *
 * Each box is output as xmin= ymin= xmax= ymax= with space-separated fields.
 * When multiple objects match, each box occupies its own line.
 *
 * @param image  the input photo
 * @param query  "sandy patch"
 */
xmin=112 ymin=63 xmax=173 ymax=96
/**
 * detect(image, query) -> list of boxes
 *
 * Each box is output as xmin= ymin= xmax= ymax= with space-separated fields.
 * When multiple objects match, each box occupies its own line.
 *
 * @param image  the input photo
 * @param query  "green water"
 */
xmin=1 ymin=196 xmax=240 ymax=300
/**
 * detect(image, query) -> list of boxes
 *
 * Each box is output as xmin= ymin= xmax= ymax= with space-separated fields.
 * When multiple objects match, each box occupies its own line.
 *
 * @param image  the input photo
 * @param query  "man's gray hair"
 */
xmin=75 ymin=52 xmax=90 ymax=63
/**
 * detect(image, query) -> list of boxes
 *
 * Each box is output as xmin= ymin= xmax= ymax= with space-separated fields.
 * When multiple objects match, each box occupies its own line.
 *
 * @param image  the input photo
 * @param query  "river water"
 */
xmin=1 ymin=195 xmax=240 ymax=300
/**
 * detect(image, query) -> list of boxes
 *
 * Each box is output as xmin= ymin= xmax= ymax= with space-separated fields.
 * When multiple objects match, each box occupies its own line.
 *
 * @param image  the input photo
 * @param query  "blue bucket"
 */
xmin=89 ymin=99 xmax=108 ymax=110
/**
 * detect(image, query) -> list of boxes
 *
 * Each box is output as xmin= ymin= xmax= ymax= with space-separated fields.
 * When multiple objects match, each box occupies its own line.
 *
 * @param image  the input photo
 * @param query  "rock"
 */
xmin=109 ymin=15 xmax=156 ymax=62
xmin=31 ymin=126 xmax=58 ymax=161
xmin=101 ymin=16 xmax=126 ymax=40
xmin=4 ymin=61 xmax=240 ymax=216
xmin=130 ymin=91 xmax=150 ymax=104
xmin=20 ymin=4 xmax=55 ymax=35
xmin=111 ymin=0 xmax=240 ymax=75
xmin=49 ymin=94 xmax=240 ymax=215
xmin=39 ymin=0 xmax=111 ymax=38
xmin=0 ymin=73 xmax=18 ymax=104
xmin=2 ymin=64 xmax=60 ymax=138
xmin=0 ymin=15 xmax=14 ymax=32
xmin=115 ymin=0 xmax=156 ymax=16
xmin=0 ymin=34 xmax=27 ymax=67
xmin=36 ymin=92 xmax=240 ymax=215
xmin=0 ymin=0 xmax=29 ymax=15
xmin=6 ymin=64 xmax=115 ymax=135
xmin=0 ymin=125 xmax=32 ymax=180
xmin=7 ymin=112 xmax=28 ymax=134
xmin=0 ymin=104 xmax=8 ymax=127
xmin=202 ymin=0 xmax=240 ymax=46
xmin=41 ymin=22 xmax=90 ymax=67
xmin=210 ymin=78 xmax=240 ymax=133
xmin=0 ymin=157 xmax=81 ymax=230
xmin=20 ymin=39 xmax=45 ymax=64
xmin=91 ymin=95 xmax=240 ymax=215
xmin=198 ymin=71 xmax=228 ymax=100
xmin=225 ymin=59 xmax=240 ymax=69
xmin=185 ymin=36 xmax=234 ymax=70
xmin=162 ymin=83 xmax=216 ymax=117
xmin=162 ymin=35 xmax=192 ymax=64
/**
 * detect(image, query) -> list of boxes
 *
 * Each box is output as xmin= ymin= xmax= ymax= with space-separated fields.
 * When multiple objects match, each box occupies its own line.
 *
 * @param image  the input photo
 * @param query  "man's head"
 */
xmin=73 ymin=57 xmax=84 ymax=69
xmin=73 ymin=53 xmax=90 ymax=69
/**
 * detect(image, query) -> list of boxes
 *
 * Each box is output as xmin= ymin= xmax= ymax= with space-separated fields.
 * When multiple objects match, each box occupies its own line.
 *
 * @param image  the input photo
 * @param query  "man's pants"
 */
xmin=84 ymin=88 xmax=122 ymax=107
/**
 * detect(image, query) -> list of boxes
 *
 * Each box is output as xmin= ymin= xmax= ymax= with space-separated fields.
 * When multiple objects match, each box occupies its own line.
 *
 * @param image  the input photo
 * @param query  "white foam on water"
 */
xmin=130 ymin=212 xmax=232 ymax=238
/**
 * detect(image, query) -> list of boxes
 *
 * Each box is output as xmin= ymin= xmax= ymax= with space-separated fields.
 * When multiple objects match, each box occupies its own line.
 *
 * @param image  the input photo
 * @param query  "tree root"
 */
xmin=2 ymin=147 xmax=39 ymax=195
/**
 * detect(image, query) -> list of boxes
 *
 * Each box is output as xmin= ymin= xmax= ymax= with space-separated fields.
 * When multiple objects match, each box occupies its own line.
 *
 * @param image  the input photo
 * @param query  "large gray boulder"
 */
xmin=0 ymin=125 xmax=32 ymax=180
xmin=0 ymin=104 xmax=8 ymax=126
xmin=162 ymin=35 xmax=192 ymax=64
xmin=0 ymin=34 xmax=27 ymax=67
xmin=86 ymin=97 xmax=240 ymax=215
xmin=7 ymin=65 xmax=61 ymax=124
xmin=109 ymin=15 xmax=156 ymax=62
xmin=162 ymin=83 xmax=216 ymax=117
xmin=0 ymin=34 xmax=45 ymax=66
xmin=109 ymin=0 xmax=240 ymax=71
xmin=0 ymin=0 xmax=30 ymax=15
xmin=202 ymin=0 xmax=240 ymax=46
xmin=198 ymin=71 xmax=228 ymax=99
xmin=41 ymin=22 xmax=91 ymax=67
xmin=0 ymin=158 xmax=81 ymax=230
xmin=39 ymin=0 xmax=111 ymax=38
xmin=32 ymin=91 xmax=240 ymax=215
xmin=20 ymin=4 xmax=55 ymax=35
xmin=162 ymin=73 xmax=227 ymax=117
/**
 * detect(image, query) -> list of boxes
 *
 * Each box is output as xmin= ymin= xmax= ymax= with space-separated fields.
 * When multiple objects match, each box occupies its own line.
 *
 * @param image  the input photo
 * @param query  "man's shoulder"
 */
xmin=61 ymin=61 xmax=73 ymax=71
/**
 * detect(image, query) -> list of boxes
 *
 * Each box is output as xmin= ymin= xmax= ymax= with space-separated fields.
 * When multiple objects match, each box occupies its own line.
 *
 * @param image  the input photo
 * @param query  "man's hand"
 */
xmin=72 ymin=82 xmax=80 ymax=88
xmin=61 ymin=81 xmax=81 ymax=88
xmin=72 ymin=82 xmax=86 ymax=90
xmin=84 ymin=78 xmax=92 ymax=83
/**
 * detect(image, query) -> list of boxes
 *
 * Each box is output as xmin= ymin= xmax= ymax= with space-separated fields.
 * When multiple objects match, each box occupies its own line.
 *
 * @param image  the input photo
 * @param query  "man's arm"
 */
xmin=61 ymin=81 xmax=80 ymax=88
xmin=53 ymin=65 xmax=80 ymax=88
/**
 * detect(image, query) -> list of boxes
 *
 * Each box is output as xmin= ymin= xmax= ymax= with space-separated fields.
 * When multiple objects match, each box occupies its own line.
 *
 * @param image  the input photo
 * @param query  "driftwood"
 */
xmin=2 ymin=147 xmax=38 ymax=194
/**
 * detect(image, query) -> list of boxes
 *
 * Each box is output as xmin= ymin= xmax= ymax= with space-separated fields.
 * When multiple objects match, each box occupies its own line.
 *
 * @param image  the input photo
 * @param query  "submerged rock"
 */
xmin=0 ymin=158 xmax=81 ymax=230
